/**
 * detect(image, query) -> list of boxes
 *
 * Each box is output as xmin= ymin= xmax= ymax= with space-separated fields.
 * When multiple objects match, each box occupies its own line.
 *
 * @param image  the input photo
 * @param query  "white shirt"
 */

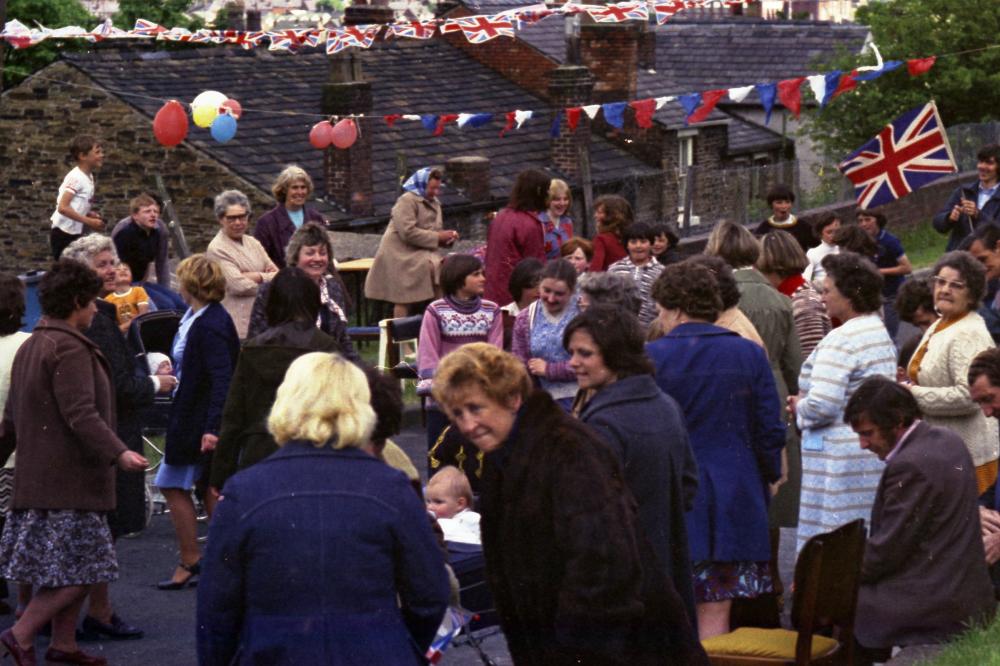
xmin=50 ymin=166 xmax=95 ymax=235
xmin=438 ymin=509 xmax=481 ymax=545
xmin=804 ymin=241 xmax=839 ymax=287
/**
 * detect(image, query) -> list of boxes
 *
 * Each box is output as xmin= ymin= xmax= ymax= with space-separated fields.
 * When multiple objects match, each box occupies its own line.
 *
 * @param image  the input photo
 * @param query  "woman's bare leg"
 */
xmin=696 ymin=600 xmax=732 ymax=640
xmin=161 ymin=488 xmax=200 ymax=583
xmin=12 ymin=584 xmax=88 ymax=651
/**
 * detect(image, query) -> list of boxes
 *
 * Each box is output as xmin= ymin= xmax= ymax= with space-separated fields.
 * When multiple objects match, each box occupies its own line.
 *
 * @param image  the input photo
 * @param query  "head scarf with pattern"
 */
xmin=402 ymin=167 xmax=438 ymax=199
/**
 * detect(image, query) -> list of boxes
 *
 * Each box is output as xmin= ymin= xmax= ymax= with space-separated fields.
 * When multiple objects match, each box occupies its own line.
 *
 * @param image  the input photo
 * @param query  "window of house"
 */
xmin=677 ymin=131 xmax=699 ymax=226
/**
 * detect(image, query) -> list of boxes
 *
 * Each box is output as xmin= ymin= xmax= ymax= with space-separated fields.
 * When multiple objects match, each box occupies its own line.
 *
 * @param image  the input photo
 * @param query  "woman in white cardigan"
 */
xmin=906 ymin=251 xmax=999 ymax=494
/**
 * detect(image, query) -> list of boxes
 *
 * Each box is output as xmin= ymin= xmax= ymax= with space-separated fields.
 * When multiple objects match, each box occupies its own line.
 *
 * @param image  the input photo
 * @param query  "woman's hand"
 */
xmin=527 ymin=358 xmax=547 ymax=376
xmin=786 ymin=394 xmax=800 ymax=418
xmin=201 ymin=433 xmax=219 ymax=453
xmin=117 ymin=450 xmax=148 ymax=472
xmin=437 ymin=230 xmax=459 ymax=247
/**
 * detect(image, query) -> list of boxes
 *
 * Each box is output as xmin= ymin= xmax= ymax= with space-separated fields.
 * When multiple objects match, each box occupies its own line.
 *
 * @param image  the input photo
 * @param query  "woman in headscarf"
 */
xmin=365 ymin=168 xmax=459 ymax=319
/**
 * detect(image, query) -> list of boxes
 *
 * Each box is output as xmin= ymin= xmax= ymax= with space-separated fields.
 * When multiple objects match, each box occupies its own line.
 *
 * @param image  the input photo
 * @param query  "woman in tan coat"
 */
xmin=365 ymin=168 xmax=458 ymax=318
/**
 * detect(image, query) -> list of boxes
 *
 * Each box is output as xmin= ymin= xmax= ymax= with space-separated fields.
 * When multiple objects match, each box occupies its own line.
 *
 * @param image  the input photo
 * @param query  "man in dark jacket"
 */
xmin=845 ymin=377 xmax=996 ymax=655
xmin=962 ymin=222 xmax=1000 ymax=343
xmin=968 ymin=348 xmax=1000 ymax=596
xmin=112 ymin=193 xmax=171 ymax=287
xmin=933 ymin=144 xmax=1000 ymax=251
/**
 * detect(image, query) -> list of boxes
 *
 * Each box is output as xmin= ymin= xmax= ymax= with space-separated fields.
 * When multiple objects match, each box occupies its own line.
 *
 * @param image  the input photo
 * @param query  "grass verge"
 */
xmin=897 ymin=222 xmax=947 ymax=270
xmin=923 ymin=617 xmax=1000 ymax=665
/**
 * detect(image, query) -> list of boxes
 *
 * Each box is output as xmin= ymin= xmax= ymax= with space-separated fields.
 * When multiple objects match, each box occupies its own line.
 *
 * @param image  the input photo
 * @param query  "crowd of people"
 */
xmin=3 ymin=136 xmax=1000 ymax=665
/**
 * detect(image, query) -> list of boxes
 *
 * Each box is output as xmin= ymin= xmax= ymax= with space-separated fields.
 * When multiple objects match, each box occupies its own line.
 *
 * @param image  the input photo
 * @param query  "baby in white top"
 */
xmin=426 ymin=465 xmax=481 ymax=545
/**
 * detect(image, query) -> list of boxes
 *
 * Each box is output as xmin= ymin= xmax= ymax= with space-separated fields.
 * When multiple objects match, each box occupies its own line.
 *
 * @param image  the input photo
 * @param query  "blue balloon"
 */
xmin=210 ymin=114 xmax=238 ymax=143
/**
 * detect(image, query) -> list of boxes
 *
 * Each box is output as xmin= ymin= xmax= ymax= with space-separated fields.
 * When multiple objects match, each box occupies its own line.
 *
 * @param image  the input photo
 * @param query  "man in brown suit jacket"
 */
xmin=845 ymin=377 xmax=996 ymax=655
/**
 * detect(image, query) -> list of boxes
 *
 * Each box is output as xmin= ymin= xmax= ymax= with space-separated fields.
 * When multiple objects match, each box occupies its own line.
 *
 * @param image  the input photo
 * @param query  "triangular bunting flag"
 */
xmin=420 ymin=114 xmax=438 ymax=132
xmin=678 ymin=93 xmax=701 ymax=123
xmin=434 ymin=114 xmax=459 ymax=136
xmin=630 ymin=99 xmax=657 ymax=129
xmin=854 ymin=60 xmax=902 ymax=82
xmin=384 ymin=114 xmax=403 ymax=127
xmin=500 ymin=110 xmax=517 ymax=137
xmin=567 ymin=107 xmax=582 ymax=131
xmin=687 ymin=89 xmax=726 ymax=124
xmin=907 ymin=57 xmax=936 ymax=77
xmin=728 ymin=85 xmax=754 ymax=103
xmin=550 ymin=112 xmax=561 ymax=138
xmin=777 ymin=77 xmax=806 ymax=119
xmin=654 ymin=96 xmax=674 ymax=110
xmin=582 ymin=104 xmax=601 ymax=120
xmin=602 ymin=102 xmax=628 ymax=129
xmin=830 ymin=71 xmax=858 ymax=101
xmin=756 ymin=83 xmax=777 ymax=124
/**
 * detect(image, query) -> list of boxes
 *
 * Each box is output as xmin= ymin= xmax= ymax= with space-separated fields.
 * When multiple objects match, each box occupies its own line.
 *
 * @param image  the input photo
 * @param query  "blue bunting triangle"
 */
xmin=465 ymin=113 xmax=494 ymax=128
xmin=821 ymin=70 xmax=842 ymax=107
xmin=678 ymin=93 xmax=701 ymax=126
xmin=550 ymin=111 xmax=561 ymax=138
xmin=854 ymin=60 xmax=903 ymax=82
xmin=420 ymin=114 xmax=438 ymax=132
xmin=756 ymin=83 xmax=777 ymax=124
xmin=601 ymin=102 xmax=628 ymax=129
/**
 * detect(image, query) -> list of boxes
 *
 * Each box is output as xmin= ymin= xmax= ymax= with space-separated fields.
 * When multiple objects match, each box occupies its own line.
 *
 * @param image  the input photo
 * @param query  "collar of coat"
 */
xmin=662 ymin=321 xmax=741 ymax=339
xmin=34 ymin=316 xmax=103 ymax=352
xmin=579 ymin=374 xmax=661 ymax=418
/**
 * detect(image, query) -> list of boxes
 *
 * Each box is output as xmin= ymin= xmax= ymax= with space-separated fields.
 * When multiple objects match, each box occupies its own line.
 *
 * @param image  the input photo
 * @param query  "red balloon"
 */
xmin=309 ymin=121 xmax=335 ymax=149
xmin=153 ymin=100 xmax=189 ymax=147
xmin=331 ymin=118 xmax=358 ymax=149
xmin=220 ymin=98 xmax=242 ymax=119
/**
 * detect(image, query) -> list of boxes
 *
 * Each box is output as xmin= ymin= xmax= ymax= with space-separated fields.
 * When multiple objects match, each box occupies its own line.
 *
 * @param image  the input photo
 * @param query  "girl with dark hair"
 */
xmin=501 ymin=257 xmax=543 ymax=318
xmin=484 ymin=169 xmax=551 ymax=306
xmin=511 ymin=259 xmax=580 ymax=409
xmin=589 ymin=194 xmax=632 ymax=271
xmin=210 ymin=267 xmax=357 ymax=492
xmin=608 ymin=222 xmax=665 ymax=327
xmin=568 ymin=305 xmax=700 ymax=629
xmin=418 ymin=254 xmax=503 ymax=453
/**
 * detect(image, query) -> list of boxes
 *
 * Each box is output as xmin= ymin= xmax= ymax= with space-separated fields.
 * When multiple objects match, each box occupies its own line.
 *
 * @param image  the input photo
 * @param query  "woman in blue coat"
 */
xmin=197 ymin=352 xmax=449 ymax=665
xmin=646 ymin=261 xmax=785 ymax=640
xmin=157 ymin=254 xmax=240 ymax=590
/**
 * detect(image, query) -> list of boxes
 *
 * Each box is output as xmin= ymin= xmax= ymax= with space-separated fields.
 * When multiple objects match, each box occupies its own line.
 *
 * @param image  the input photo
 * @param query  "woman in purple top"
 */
xmin=253 ymin=166 xmax=326 ymax=268
xmin=418 ymin=254 xmax=503 ymax=453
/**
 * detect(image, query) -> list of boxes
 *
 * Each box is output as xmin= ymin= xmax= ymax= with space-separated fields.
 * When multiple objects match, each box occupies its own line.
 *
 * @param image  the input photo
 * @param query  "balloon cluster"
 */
xmin=309 ymin=118 xmax=358 ymax=150
xmin=152 ymin=90 xmax=243 ymax=147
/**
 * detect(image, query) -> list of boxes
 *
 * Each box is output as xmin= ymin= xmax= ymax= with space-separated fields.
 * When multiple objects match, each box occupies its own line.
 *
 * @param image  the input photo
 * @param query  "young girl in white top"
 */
xmin=804 ymin=213 xmax=841 ymax=290
xmin=50 ymin=135 xmax=105 ymax=260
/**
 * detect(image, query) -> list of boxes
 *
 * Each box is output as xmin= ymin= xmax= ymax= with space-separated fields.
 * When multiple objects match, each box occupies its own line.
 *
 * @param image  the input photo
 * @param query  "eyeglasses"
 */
xmin=224 ymin=213 xmax=249 ymax=222
xmin=932 ymin=276 xmax=967 ymax=291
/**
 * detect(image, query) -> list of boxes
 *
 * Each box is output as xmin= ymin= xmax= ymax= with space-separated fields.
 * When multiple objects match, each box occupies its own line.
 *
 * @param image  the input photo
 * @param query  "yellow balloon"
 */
xmin=192 ymin=104 xmax=218 ymax=129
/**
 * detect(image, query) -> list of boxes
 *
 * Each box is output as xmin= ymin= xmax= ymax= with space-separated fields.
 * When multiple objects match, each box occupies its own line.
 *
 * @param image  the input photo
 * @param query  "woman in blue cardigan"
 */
xmin=646 ymin=261 xmax=785 ymax=640
xmin=157 ymin=254 xmax=239 ymax=590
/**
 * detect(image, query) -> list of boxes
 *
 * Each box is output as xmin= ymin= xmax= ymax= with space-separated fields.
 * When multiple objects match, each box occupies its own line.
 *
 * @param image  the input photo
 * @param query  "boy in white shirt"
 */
xmin=804 ymin=213 xmax=841 ymax=290
xmin=50 ymin=135 xmax=106 ymax=259
xmin=426 ymin=466 xmax=480 ymax=545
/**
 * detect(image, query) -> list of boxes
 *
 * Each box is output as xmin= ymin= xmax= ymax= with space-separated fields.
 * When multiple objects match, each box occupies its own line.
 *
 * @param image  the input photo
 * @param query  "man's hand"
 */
xmin=985 ymin=531 xmax=1000 ymax=565
xmin=961 ymin=198 xmax=979 ymax=219
xmin=201 ymin=433 xmax=218 ymax=453
xmin=117 ymin=450 xmax=148 ymax=472
xmin=980 ymin=506 xmax=1000 ymax=535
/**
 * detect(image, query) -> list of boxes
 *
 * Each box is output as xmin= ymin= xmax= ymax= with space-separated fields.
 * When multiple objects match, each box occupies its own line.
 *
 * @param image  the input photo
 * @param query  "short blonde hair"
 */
xmin=547 ymin=178 xmax=572 ymax=209
xmin=427 ymin=465 xmax=473 ymax=507
xmin=704 ymin=220 xmax=760 ymax=268
xmin=268 ymin=352 xmax=375 ymax=449
xmin=757 ymin=229 xmax=808 ymax=278
xmin=176 ymin=254 xmax=226 ymax=303
xmin=432 ymin=343 xmax=532 ymax=410
xmin=272 ymin=165 xmax=314 ymax=204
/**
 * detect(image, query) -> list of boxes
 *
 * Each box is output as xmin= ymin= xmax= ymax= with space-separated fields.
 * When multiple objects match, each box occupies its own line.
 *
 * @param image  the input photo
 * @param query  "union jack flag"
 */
xmin=268 ymin=29 xmax=312 ymax=51
xmin=441 ymin=15 xmax=515 ymax=43
xmin=386 ymin=20 xmax=438 ymax=39
xmin=132 ymin=19 xmax=166 ymax=36
xmin=326 ymin=25 xmax=381 ymax=54
xmin=838 ymin=101 xmax=956 ymax=209
xmin=653 ymin=1 xmax=707 ymax=24
xmin=500 ymin=3 xmax=554 ymax=27
xmin=158 ymin=28 xmax=193 ymax=42
xmin=586 ymin=2 xmax=648 ymax=23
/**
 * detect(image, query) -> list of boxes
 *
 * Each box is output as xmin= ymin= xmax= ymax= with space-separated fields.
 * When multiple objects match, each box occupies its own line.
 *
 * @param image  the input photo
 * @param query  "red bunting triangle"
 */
xmin=566 ymin=107 xmax=582 ymax=131
xmin=384 ymin=114 xmax=403 ymax=128
xmin=830 ymin=70 xmax=858 ymax=101
xmin=907 ymin=56 xmax=936 ymax=77
xmin=434 ymin=114 xmax=459 ymax=137
xmin=776 ymin=77 xmax=806 ymax=118
xmin=688 ymin=89 xmax=726 ymax=125
xmin=500 ymin=111 xmax=516 ymax=137
xmin=629 ymin=98 xmax=657 ymax=129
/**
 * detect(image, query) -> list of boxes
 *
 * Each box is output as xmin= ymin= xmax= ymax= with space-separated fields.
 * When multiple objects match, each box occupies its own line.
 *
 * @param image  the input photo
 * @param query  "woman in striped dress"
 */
xmin=788 ymin=252 xmax=896 ymax=553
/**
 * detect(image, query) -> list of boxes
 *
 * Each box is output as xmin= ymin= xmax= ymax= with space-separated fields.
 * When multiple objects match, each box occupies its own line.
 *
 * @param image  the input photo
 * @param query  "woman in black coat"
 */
xmin=210 ymin=268 xmax=351 ymax=492
xmin=569 ymin=306 xmax=699 ymax=628
xmin=433 ymin=343 xmax=707 ymax=666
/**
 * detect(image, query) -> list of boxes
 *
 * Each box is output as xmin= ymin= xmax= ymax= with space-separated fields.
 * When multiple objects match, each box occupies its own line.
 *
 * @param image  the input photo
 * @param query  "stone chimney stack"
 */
xmin=578 ymin=23 xmax=639 ymax=103
xmin=547 ymin=66 xmax=594 ymax=179
xmin=245 ymin=10 xmax=262 ymax=32
xmin=446 ymin=157 xmax=492 ymax=202
xmin=226 ymin=4 xmax=246 ymax=31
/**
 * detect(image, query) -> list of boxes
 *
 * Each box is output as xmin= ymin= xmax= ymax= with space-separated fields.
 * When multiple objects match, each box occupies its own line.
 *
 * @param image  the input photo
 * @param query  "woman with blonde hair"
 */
xmin=254 ymin=165 xmax=327 ymax=268
xmin=198 ymin=352 xmax=449 ymax=665
xmin=539 ymin=178 xmax=574 ymax=260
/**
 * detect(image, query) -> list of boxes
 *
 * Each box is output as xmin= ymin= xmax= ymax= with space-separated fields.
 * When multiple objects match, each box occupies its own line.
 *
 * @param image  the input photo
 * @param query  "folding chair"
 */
xmin=377 ymin=315 xmax=426 ymax=424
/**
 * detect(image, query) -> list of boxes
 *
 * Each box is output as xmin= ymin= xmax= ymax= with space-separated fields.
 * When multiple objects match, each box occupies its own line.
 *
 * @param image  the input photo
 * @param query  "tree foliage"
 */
xmin=3 ymin=0 xmax=95 ymax=89
xmin=804 ymin=0 xmax=1000 ymax=160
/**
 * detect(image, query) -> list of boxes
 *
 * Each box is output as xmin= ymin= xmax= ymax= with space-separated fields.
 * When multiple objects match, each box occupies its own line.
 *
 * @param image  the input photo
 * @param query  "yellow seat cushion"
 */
xmin=702 ymin=627 xmax=839 ymax=660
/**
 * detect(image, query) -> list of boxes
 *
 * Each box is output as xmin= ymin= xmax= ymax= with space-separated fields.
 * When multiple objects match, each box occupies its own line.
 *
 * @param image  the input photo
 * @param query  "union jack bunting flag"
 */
xmin=132 ymin=19 xmax=166 ymax=36
xmin=838 ymin=101 xmax=956 ymax=209
xmin=386 ymin=20 xmax=438 ymax=39
xmin=653 ymin=1 xmax=707 ymax=24
xmin=158 ymin=28 xmax=193 ymax=42
xmin=440 ymin=15 xmax=515 ymax=43
xmin=586 ymin=2 xmax=649 ymax=22
xmin=326 ymin=25 xmax=381 ymax=54
xmin=500 ymin=3 xmax=554 ymax=27
xmin=267 ymin=29 xmax=313 ymax=51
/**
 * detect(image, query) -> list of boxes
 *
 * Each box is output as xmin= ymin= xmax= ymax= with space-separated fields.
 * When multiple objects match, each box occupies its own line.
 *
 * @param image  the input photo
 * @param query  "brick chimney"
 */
xmin=637 ymin=22 xmax=656 ymax=71
xmin=547 ymin=65 xmax=594 ymax=179
xmin=578 ymin=23 xmax=639 ymax=103
xmin=446 ymin=157 xmax=491 ymax=202
xmin=226 ymin=4 xmax=245 ymax=31
xmin=245 ymin=9 xmax=262 ymax=31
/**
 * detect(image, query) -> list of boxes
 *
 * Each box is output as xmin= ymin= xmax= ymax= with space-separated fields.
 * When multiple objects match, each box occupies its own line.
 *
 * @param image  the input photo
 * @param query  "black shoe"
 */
xmin=156 ymin=560 xmax=200 ymax=590
xmin=79 ymin=613 xmax=144 ymax=641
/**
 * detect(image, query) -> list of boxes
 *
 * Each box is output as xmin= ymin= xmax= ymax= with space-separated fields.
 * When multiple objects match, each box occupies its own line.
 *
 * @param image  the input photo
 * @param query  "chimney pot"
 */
xmin=446 ymin=156 xmax=492 ymax=202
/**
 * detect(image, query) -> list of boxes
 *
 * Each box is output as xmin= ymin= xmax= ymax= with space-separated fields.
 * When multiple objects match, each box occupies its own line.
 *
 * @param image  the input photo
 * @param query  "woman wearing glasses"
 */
xmin=905 ymin=251 xmax=999 ymax=494
xmin=206 ymin=190 xmax=278 ymax=339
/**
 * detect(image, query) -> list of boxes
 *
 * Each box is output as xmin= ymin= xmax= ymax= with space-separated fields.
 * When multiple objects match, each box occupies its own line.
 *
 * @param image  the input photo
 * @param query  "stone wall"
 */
xmin=0 ymin=61 xmax=273 ymax=276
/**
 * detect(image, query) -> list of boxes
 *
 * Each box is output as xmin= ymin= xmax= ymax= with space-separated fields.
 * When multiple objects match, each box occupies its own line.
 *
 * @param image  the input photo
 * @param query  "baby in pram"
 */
xmin=426 ymin=466 xmax=480 ymax=546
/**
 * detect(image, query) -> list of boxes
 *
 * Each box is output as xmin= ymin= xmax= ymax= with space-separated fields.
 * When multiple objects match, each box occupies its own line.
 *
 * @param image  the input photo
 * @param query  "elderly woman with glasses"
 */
xmin=205 ymin=190 xmax=278 ymax=338
xmin=905 ymin=251 xmax=999 ymax=493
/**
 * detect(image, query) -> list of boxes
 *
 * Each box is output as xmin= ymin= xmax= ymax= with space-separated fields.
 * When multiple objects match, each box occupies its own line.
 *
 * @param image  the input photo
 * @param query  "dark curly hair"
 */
xmin=894 ymin=277 xmax=935 ymax=326
xmin=594 ymin=194 xmax=633 ymax=237
xmin=508 ymin=169 xmax=551 ymax=212
xmin=685 ymin=255 xmax=741 ymax=310
xmin=508 ymin=258 xmax=543 ymax=303
xmin=0 ymin=274 xmax=25 ymax=336
xmin=651 ymin=260 xmax=723 ymax=322
xmin=440 ymin=254 xmax=483 ymax=297
xmin=844 ymin=376 xmax=920 ymax=431
xmin=363 ymin=364 xmax=403 ymax=448
xmin=822 ymin=252 xmax=883 ymax=314
xmin=832 ymin=224 xmax=877 ymax=257
xmin=969 ymin=347 xmax=1000 ymax=389
xmin=38 ymin=259 xmax=102 ymax=319
xmin=562 ymin=304 xmax=652 ymax=379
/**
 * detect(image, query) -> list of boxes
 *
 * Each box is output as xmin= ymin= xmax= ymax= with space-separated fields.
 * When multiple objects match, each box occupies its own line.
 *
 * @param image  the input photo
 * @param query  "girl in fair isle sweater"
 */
xmin=418 ymin=254 xmax=503 ymax=452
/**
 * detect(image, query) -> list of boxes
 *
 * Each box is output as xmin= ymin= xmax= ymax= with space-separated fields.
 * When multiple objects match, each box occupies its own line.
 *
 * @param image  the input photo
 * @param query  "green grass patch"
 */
xmin=896 ymin=222 xmax=947 ymax=270
xmin=922 ymin=616 xmax=1000 ymax=665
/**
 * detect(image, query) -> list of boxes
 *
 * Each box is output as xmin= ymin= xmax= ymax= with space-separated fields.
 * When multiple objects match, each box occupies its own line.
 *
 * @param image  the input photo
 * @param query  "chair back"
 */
xmin=791 ymin=519 xmax=866 ymax=664
xmin=377 ymin=315 xmax=424 ymax=376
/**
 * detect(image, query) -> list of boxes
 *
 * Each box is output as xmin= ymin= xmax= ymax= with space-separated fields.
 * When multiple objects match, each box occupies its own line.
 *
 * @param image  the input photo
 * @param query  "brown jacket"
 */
xmin=365 ymin=191 xmax=443 ymax=304
xmin=0 ymin=318 xmax=127 ymax=511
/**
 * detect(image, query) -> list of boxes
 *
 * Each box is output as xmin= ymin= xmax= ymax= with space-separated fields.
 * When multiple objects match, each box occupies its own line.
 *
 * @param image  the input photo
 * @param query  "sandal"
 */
xmin=155 ymin=560 xmax=200 ymax=590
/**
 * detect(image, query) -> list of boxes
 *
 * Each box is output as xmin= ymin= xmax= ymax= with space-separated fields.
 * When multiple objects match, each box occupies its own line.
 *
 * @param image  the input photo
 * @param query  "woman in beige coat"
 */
xmin=365 ymin=168 xmax=458 ymax=318
xmin=906 ymin=251 xmax=999 ymax=494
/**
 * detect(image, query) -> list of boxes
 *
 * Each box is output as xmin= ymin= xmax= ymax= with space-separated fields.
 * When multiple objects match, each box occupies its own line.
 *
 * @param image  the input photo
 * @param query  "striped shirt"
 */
xmin=608 ymin=257 xmax=664 ymax=327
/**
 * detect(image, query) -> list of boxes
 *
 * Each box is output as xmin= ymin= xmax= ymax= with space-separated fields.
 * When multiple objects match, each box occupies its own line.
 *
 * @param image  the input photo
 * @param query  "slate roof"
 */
xmin=62 ymin=40 xmax=657 ymax=222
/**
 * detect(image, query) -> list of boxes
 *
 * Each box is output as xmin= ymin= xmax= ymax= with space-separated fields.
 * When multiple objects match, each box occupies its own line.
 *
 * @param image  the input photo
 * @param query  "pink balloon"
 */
xmin=309 ymin=121 xmax=335 ymax=150
xmin=220 ymin=99 xmax=242 ymax=119
xmin=153 ymin=100 xmax=189 ymax=147
xmin=331 ymin=119 xmax=358 ymax=149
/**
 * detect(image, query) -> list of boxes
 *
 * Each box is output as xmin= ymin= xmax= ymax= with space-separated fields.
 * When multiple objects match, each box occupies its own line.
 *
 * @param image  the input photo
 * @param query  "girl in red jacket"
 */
xmin=589 ymin=194 xmax=632 ymax=271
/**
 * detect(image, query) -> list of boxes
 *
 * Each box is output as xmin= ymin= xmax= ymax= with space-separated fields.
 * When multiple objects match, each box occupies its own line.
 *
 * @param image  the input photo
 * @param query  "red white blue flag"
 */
xmin=326 ymin=25 xmax=381 ymax=54
xmin=586 ymin=2 xmax=649 ymax=23
xmin=132 ymin=19 xmax=166 ymax=36
xmin=838 ymin=101 xmax=956 ymax=209
xmin=441 ymin=15 xmax=515 ymax=43
xmin=386 ymin=20 xmax=438 ymax=39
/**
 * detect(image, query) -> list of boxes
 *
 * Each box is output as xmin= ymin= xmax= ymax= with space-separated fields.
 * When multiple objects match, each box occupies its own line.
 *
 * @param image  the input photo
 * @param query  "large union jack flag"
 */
xmin=838 ymin=101 xmax=956 ymax=209
xmin=441 ymin=15 xmax=515 ymax=43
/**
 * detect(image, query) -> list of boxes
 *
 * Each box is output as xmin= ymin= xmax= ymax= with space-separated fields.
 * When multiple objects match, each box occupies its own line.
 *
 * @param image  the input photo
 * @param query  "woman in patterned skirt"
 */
xmin=788 ymin=252 xmax=897 ymax=554
xmin=0 ymin=260 xmax=147 ymax=666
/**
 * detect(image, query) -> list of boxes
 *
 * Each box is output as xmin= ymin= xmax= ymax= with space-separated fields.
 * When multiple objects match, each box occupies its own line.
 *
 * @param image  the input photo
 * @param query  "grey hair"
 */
xmin=214 ymin=189 xmax=252 ymax=219
xmin=61 ymin=234 xmax=118 ymax=265
xmin=578 ymin=271 xmax=641 ymax=316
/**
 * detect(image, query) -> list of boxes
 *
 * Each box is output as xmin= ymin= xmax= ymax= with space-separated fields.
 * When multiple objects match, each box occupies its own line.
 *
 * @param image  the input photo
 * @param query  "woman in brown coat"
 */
xmin=365 ymin=167 xmax=458 ymax=318
xmin=0 ymin=260 xmax=147 ymax=666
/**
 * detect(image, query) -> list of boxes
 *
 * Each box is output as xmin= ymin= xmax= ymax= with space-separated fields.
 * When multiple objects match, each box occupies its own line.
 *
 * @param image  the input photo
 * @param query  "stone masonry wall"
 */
xmin=0 ymin=61 xmax=273 ymax=276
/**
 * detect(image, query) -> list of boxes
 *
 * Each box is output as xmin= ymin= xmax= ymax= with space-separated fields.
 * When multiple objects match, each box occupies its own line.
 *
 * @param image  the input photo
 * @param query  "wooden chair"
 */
xmin=377 ymin=315 xmax=425 ymax=424
xmin=702 ymin=519 xmax=866 ymax=666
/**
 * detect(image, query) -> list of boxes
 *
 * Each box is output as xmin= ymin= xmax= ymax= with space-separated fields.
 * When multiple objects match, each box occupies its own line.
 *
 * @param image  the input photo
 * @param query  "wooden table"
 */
xmin=336 ymin=257 xmax=383 ymax=328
